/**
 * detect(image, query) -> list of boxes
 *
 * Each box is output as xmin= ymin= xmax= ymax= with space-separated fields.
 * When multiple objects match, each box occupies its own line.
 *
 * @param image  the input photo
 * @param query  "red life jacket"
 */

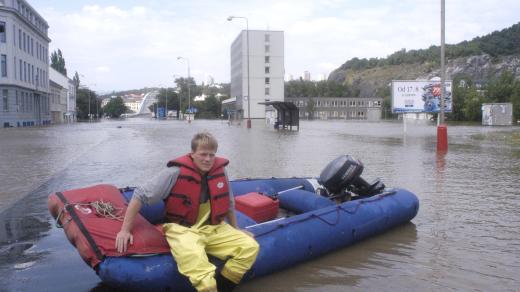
xmin=165 ymin=154 xmax=230 ymax=226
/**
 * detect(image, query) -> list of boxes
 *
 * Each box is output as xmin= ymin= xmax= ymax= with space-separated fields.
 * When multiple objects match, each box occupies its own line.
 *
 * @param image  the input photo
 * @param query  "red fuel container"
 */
xmin=235 ymin=192 xmax=279 ymax=223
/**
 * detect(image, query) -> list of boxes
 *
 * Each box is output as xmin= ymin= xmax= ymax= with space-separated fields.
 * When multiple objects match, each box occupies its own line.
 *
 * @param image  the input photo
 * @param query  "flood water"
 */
xmin=1 ymin=118 xmax=519 ymax=291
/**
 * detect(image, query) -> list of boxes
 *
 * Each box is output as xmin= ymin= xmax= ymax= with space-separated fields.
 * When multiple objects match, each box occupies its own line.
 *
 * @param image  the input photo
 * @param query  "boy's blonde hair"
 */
xmin=191 ymin=132 xmax=218 ymax=152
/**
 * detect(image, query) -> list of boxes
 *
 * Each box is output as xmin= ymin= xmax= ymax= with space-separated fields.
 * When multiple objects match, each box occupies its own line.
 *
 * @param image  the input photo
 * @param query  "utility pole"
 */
xmin=437 ymin=0 xmax=448 ymax=152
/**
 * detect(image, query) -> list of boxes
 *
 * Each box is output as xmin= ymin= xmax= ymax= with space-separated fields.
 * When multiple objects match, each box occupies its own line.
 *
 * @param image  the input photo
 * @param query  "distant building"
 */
xmin=123 ymin=96 xmax=142 ymax=113
xmin=229 ymin=30 xmax=284 ymax=119
xmin=193 ymin=94 xmax=207 ymax=102
xmin=302 ymin=71 xmax=311 ymax=81
xmin=316 ymin=73 xmax=327 ymax=81
xmin=49 ymin=67 xmax=68 ymax=123
xmin=0 ymin=0 xmax=51 ymax=127
xmin=66 ymin=79 xmax=76 ymax=122
xmin=286 ymin=96 xmax=383 ymax=120
xmin=101 ymin=97 xmax=111 ymax=108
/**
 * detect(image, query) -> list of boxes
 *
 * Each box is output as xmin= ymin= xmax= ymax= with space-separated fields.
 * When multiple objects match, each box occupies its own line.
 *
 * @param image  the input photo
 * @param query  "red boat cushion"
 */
xmin=235 ymin=192 xmax=279 ymax=223
xmin=48 ymin=184 xmax=170 ymax=268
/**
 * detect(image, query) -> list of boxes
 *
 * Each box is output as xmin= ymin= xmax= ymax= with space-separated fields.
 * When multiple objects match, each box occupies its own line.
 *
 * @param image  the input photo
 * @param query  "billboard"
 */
xmin=157 ymin=107 xmax=165 ymax=118
xmin=392 ymin=80 xmax=452 ymax=113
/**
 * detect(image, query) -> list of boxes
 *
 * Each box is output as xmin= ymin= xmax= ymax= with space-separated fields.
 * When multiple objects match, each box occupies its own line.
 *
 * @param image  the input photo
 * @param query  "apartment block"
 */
xmin=229 ymin=30 xmax=284 ymax=119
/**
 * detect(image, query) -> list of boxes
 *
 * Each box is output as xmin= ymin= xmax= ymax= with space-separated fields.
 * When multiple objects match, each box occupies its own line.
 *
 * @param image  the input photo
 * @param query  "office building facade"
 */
xmin=49 ymin=67 xmax=75 ymax=123
xmin=0 ymin=0 xmax=50 ymax=127
xmin=286 ymin=96 xmax=383 ymax=121
xmin=230 ymin=30 xmax=284 ymax=119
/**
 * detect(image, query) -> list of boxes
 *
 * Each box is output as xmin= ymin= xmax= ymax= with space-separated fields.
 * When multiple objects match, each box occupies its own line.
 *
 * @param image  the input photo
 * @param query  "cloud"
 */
xmin=35 ymin=0 xmax=520 ymax=91
xmin=96 ymin=66 xmax=111 ymax=73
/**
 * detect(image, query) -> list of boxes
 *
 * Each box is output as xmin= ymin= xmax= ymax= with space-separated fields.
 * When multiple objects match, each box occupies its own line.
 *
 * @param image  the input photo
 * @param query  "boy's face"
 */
xmin=191 ymin=145 xmax=216 ymax=173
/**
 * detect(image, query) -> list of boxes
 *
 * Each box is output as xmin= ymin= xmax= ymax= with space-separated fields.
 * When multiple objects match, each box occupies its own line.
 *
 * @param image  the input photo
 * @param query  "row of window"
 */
xmin=2 ymin=88 xmax=47 ymax=113
xmin=11 ymin=57 xmax=49 ymax=88
xmin=293 ymin=100 xmax=382 ymax=107
xmin=264 ymin=35 xmax=270 ymax=96
xmin=0 ymin=21 xmax=48 ymax=63
xmin=299 ymin=111 xmax=367 ymax=119
xmin=3 ymin=121 xmax=39 ymax=128
xmin=17 ymin=26 xmax=49 ymax=63
xmin=2 ymin=53 xmax=49 ymax=88
xmin=16 ymin=0 xmax=48 ymax=34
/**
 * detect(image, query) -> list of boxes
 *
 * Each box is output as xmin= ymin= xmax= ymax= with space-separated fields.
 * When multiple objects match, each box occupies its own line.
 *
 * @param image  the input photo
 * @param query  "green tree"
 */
xmin=512 ymin=82 xmax=520 ymax=122
xmin=463 ymin=90 xmax=485 ymax=121
xmin=73 ymin=71 xmax=80 ymax=91
xmin=486 ymin=70 xmax=515 ymax=102
xmin=449 ymin=76 xmax=475 ymax=121
xmin=175 ymin=77 xmax=200 ymax=111
xmin=336 ymin=22 xmax=520 ymax=70
xmin=103 ymin=97 xmax=128 ymax=118
xmin=285 ymin=80 xmax=351 ymax=98
xmin=376 ymin=86 xmax=396 ymax=119
xmin=76 ymin=87 xmax=99 ymax=120
xmin=50 ymin=49 xmax=67 ymax=75
xmin=152 ymin=88 xmax=179 ymax=117
xmin=194 ymin=95 xmax=221 ymax=119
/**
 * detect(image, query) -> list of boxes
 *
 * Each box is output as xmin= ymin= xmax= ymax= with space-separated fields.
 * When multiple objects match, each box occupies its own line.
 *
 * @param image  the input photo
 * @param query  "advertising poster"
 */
xmin=392 ymin=80 xmax=452 ymax=113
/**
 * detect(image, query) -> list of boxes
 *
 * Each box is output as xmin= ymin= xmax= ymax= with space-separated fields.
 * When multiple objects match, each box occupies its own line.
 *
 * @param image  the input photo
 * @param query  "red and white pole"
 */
xmin=437 ymin=0 xmax=448 ymax=152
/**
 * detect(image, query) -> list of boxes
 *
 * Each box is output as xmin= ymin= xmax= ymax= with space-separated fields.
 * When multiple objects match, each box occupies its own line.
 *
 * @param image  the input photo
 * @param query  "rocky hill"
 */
xmin=329 ymin=22 xmax=520 ymax=97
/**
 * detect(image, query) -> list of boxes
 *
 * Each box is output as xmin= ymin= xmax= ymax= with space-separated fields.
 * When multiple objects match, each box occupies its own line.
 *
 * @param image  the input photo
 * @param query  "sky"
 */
xmin=30 ymin=0 xmax=520 ymax=93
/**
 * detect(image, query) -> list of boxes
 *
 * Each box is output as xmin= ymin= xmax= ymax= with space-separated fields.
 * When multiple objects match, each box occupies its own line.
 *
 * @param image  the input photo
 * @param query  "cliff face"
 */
xmin=328 ymin=54 xmax=520 ymax=97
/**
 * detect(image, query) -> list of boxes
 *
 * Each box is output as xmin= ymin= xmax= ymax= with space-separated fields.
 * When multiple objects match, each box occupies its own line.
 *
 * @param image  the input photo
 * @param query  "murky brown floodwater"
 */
xmin=1 ymin=118 xmax=519 ymax=291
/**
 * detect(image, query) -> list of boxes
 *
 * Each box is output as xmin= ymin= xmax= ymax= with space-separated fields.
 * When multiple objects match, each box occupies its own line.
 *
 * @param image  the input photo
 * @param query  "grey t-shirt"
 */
xmin=133 ymin=167 xmax=235 ymax=210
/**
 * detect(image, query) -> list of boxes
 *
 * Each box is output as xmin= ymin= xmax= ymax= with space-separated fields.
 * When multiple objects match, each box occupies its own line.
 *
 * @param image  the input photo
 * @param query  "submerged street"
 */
xmin=0 ymin=118 xmax=519 ymax=291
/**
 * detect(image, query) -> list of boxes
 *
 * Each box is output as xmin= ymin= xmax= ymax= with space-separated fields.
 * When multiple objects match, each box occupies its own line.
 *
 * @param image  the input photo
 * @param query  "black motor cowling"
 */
xmin=318 ymin=155 xmax=385 ymax=197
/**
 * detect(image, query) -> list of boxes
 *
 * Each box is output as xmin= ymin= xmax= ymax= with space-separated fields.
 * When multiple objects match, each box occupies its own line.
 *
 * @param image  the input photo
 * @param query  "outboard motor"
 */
xmin=318 ymin=155 xmax=385 ymax=198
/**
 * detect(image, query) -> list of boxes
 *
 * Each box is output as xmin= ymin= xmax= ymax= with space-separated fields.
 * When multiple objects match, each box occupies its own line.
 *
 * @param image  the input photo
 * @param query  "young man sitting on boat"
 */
xmin=116 ymin=132 xmax=259 ymax=292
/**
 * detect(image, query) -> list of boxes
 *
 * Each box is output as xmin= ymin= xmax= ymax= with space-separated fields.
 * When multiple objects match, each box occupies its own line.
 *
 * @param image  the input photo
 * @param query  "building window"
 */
xmin=265 ymin=87 xmax=270 ymax=95
xmin=265 ymin=45 xmax=270 ymax=52
xmin=22 ymin=32 xmax=25 ymax=51
xmin=265 ymin=77 xmax=270 ymax=84
xmin=0 ymin=21 xmax=6 ymax=43
xmin=265 ymin=66 xmax=270 ymax=74
xmin=265 ymin=34 xmax=270 ymax=42
xmin=18 ymin=29 xmax=22 ymax=49
xmin=265 ymin=56 xmax=270 ymax=63
xmin=20 ymin=91 xmax=24 ymax=112
xmin=2 ymin=89 xmax=8 ymax=111
xmin=1 ymin=55 xmax=6 ymax=77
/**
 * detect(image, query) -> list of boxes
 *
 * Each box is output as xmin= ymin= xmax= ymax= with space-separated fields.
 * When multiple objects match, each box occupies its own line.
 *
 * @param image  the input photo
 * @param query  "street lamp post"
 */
xmin=177 ymin=56 xmax=191 ymax=123
xmin=227 ymin=15 xmax=251 ymax=128
xmin=172 ymin=74 xmax=181 ymax=120
xmin=88 ymin=90 xmax=91 ymax=122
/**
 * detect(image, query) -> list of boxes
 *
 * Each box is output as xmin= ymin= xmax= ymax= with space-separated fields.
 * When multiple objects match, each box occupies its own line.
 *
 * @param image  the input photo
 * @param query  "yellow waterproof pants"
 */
xmin=163 ymin=206 xmax=259 ymax=291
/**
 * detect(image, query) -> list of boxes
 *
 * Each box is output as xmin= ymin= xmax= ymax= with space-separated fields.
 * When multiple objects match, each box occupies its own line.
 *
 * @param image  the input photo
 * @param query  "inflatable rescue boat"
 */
xmin=48 ymin=155 xmax=419 ymax=291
